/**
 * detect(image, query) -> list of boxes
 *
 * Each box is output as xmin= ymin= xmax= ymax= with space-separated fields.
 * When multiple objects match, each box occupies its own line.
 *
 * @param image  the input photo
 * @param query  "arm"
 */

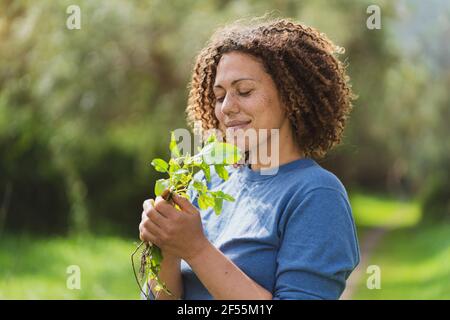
xmin=272 ymin=188 xmax=360 ymax=299
xmin=185 ymin=240 xmax=272 ymax=300
xmin=148 ymin=253 xmax=183 ymax=300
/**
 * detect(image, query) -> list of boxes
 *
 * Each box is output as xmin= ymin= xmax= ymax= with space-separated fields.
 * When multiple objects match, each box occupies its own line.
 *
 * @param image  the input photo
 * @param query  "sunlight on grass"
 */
xmin=0 ymin=235 xmax=141 ymax=299
xmin=353 ymin=223 xmax=450 ymax=299
xmin=0 ymin=193 xmax=443 ymax=300
xmin=350 ymin=193 xmax=422 ymax=228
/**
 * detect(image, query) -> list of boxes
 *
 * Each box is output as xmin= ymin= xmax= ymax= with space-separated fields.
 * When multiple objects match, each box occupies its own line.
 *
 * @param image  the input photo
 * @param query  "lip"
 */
xmin=225 ymin=120 xmax=252 ymax=129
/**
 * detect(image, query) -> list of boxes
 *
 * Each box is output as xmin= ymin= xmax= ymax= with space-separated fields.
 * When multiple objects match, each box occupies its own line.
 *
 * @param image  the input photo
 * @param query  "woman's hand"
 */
xmin=139 ymin=192 xmax=208 ymax=261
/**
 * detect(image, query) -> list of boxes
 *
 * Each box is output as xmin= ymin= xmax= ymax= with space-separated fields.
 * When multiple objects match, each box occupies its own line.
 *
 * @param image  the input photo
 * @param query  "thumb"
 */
xmin=172 ymin=192 xmax=198 ymax=214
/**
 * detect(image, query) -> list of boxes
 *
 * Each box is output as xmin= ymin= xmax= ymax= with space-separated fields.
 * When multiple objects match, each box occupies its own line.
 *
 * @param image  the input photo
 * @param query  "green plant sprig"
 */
xmin=132 ymin=132 xmax=241 ymax=298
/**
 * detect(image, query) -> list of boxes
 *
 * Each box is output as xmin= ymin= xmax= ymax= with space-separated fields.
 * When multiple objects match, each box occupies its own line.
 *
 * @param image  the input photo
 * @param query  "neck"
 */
xmin=248 ymin=126 xmax=303 ymax=171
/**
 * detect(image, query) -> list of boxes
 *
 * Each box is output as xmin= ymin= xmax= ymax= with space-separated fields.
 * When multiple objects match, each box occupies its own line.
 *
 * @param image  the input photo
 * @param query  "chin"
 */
xmin=223 ymin=128 xmax=255 ymax=154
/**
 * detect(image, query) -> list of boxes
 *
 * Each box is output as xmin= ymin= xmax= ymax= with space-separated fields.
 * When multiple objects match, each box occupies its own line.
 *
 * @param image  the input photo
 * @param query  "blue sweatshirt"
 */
xmin=147 ymin=157 xmax=360 ymax=300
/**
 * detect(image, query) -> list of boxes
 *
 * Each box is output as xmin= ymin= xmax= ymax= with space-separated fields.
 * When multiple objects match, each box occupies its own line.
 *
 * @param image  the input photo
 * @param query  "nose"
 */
xmin=220 ymin=92 xmax=240 ymax=115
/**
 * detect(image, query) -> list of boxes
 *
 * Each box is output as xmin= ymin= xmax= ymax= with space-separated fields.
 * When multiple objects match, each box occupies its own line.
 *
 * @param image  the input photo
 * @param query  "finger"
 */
xmin=141 ymin=208 xmax=156 ymax=226
xmin=147 ymin=207 xmax=169 ymax=228
xmin=142 ymin=199 xmax=158 ymax=220
xmin=139 ymin=220 xmax=153 ymax=240
xmin=139 ymin=229 xmax=151 ymax=243
xmin=143 ymin=218 xmax=166 ymax=239
xmin=171 ymin=192 xmax=198 ymax=214
xmin=154 ymin=196 xmax=178 ymax=219
xmin=139 ymin=222 xmax=153 ymax=242
xmin=140 ymin=230 xmax=161 ymax=247
xmin=143 ymin=199 xmax=155 ymax=211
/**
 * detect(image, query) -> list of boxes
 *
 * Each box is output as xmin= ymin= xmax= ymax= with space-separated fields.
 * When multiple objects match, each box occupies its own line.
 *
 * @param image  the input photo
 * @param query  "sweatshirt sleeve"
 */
xmin=273 ymin=188 xmax=360 ymax=300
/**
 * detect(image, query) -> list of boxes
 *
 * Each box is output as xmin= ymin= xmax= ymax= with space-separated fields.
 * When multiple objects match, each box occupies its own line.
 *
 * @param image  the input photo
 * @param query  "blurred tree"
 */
xmin=0 ymin=0 xmax=448 ymax=236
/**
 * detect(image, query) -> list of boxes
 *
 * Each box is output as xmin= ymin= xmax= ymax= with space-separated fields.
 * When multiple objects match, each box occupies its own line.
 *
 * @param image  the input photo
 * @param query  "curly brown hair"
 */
xmin=186 ymin=17 xmax=355 ymax=159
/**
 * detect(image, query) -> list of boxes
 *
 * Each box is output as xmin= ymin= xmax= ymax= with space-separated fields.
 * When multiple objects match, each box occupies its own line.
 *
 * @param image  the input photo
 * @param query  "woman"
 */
xmin=139 ymin=18 xmax=360 ymax=300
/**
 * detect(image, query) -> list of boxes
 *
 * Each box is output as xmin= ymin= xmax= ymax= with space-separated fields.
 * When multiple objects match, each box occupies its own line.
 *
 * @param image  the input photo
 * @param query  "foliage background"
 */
xmin=0 ymin=0 xmax=449 ymax=299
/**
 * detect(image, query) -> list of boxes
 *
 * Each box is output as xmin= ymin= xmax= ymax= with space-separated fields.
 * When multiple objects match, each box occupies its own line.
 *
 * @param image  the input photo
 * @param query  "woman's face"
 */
xmin=213 ymin=51 xmax=291 ymax=155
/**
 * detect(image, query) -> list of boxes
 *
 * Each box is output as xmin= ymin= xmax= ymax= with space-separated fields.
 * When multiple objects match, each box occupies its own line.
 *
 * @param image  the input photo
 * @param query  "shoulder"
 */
xmin=301 ymin=161 xmax=347 ymax=196
xmin=281 ymin=160 xmax=349 ymax=202
xmin=277 ymin=165 xmax=360 ymax=273
xmin=278 ymin=161 xmax=354 ymax=235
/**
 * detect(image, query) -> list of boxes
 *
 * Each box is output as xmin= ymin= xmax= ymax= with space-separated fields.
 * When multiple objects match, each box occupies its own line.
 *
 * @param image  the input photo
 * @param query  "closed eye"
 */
xmin=238 ymin=90 xmax=253 ymax=97
xmin=215 ymin=89 xmax=253 ymax=103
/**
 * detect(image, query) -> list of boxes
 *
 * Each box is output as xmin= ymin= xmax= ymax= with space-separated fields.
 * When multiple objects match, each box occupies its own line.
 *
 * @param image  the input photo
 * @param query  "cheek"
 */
xmin=247 ymin=94 xmax=277 ymax=128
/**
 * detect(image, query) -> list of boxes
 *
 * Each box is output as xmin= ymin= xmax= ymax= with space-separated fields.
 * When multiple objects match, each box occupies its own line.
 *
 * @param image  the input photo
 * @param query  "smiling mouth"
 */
xmin=225 ymin=120 xmax=252 ymax=130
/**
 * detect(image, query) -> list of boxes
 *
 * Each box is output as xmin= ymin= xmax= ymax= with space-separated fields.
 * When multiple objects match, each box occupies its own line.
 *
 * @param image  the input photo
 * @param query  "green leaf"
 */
xmin=214 ymin=164 xmax=229 ymax=180
xmin=222 ymin=194 xmax=235 ymax=202
xmin=197 ymin=194 xmax=207 ymax=210
xmin=206 ymin=133 xmax=217 ymax=144
xmin=175 ymin=174 xmax=191 ymax=187
xmin=172 ymin=168 xmax=190 ymax=184
xmin=205 ymin=194 xmax=215 ymax=207
xmin=213 ymin=197 xmax=223 ymax=215
xmin=215 ymin=190 xmax=235 ymax=202
xmin=169 ymin=131 xmax=181 ymax=157
xmin=218 ymin=142 xmax=241 ymax=164
xmin=185 ymin=155 xmax=202 ymax=166
xmin=174 ymin=169 xmax=189 ymax=175
xmin=168 ymin=158 xmax=181 ymax=173
xmin=198 ymin=143 xmax=214 ymax=162
xmin=200 ymin=162 xmax=211 ymax=182
xmin=202 ymin=142 xmax=241 ymax=165
xmin=154 ymin=179 xmax=170 ymax=196
xmin=151 ymin=158 xmax=169 ymax=173
xmin=198 ymin=194 xmax=215 ymax=210
xmin=193 ymin=180 xmax=207 ymax=193
xmin=139 ymin=132 xmax=243 ymax=297
xmin=183 ymin=154 xmax=194 ymax=165
xmin=192 ymin=155 xmax=203 ymax=166
xmin=151 ymin=245 xmax=163 ymax=266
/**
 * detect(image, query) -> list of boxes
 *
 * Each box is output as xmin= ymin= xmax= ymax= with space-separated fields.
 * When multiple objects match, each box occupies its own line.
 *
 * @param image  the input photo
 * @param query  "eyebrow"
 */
xmin=213 ymin=78 xmax=256 ymax=89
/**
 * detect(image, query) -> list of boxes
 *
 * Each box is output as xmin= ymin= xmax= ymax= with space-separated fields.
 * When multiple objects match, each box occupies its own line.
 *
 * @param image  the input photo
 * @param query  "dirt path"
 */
xmin=340 ymin=227 xmax=388 ymax=300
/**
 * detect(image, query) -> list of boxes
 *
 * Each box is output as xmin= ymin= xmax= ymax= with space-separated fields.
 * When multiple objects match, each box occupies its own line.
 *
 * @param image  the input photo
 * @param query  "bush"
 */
xmin=421 ymin=170 xmax=450 ymax=222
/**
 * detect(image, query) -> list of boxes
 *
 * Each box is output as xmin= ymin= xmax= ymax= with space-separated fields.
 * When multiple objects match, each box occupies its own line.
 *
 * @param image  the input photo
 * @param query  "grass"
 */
xmin=350 ymin=192 xmax=422 ymax=228
xmin=0 ymin=193 xmax=447 ymax=299
xmin=348 ymin=191 xmax=449 ymax=299
xmin=352 ymin=223 xmax=450 ymax=299
xmin=0 ymin=234 xmax=141 ymax=299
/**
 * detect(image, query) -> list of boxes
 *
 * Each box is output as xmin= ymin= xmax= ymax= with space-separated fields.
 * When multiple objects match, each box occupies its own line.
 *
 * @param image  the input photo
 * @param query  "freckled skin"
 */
xmin=213 ymin=51 xmax=301 ymax=167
